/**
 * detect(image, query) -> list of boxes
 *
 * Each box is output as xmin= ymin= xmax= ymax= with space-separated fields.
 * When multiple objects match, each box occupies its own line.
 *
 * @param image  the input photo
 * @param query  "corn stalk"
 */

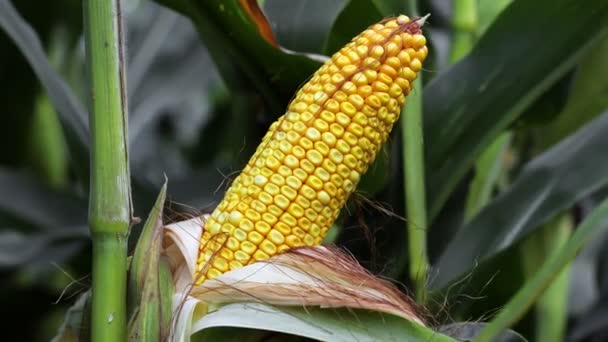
xmin=84 ymin=0 xmax=131 ymax=341
xmin=401 ymin=1 xmax=430 ymax=303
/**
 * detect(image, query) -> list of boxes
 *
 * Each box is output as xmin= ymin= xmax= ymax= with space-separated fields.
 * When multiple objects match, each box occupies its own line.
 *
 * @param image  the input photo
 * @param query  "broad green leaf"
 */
xmin=370 ymin=0 xmax=414 ymax=16
xmin=513 ymin=75 xmax=571 ymax=128
xmin=423 ymin=0 xmax=608 ymax=219
xmin=322 ymin=0 xmax=382 ymax=55
xmin=0 ymin=0 xmax=89 ymax=166
xmin=433 ymin=110 xmax=608 ymax=289
xmin=357 ymin=143 xmax=391 ymax=195
xmin=537 ymin=35 xmax=608 ymax=149
xmin=263 ymin=0 xmax=346 ymax=53
xmin=477 ymin=0 xmax=512 ymax=34
xmin=194 ymin=327 xmax=298 ymax=342
xmin=127 ymin=4 xmax=180 ymax=102
xmin=154 ymin=0 xmax=321 ymax=113
xmin=464 ymin=132 xmax=511 ymax=219
xmin=160 ymin=162 xmax=237 ymax=211
xmin=193 ymin=302 xmax=455 ymax=342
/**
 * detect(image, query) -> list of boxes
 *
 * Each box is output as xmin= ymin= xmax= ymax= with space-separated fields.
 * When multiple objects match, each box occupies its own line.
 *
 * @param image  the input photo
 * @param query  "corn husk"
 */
xmin=163 ymin=215 xmax=426 ymax=341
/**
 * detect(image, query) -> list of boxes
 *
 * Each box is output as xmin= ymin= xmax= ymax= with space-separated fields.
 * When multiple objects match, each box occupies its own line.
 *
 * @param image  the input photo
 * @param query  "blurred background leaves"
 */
xmin=1 ymin=0 xmax=607 ymax=340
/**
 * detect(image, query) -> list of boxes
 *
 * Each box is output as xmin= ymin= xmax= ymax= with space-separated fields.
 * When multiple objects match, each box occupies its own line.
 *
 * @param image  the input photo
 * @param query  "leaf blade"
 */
xmin=192 ymin=303 xmax=455 ymax=342
xmin=0 ymin=0 xmax=89 ymax=163
xmin=433 ymin=110 xmax=608 ymax=289
xmin=423 ymin=0 xmax=608 ymax=218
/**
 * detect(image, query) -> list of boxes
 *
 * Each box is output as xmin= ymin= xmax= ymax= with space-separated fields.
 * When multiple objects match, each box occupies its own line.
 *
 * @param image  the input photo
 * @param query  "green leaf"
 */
xmin=128 ymin=182 xmax=174 ymax=341
xmin=537 ymin=35 xmax=608 ymax=149
xmin=433 ymin=110 xmax=608 ymax=290
xmin=129 ymin=181 xmax=166 ymax=299
xmin=0 ymin=229 xmax=85 ymax=268
xmin=473 ymin=195 xmax=608 ymax=341
xmin=262 ymin=0 xmax=345 ymax=53
xmin=0 ymin=0 xmax=89 ymax=166
xmin=477 ymin=0 xmax=512 ymax=34
xmin=0 ymin=169 xmax=87 ymax=229
xmin=322 ymin=0 xmax=382 ymax=55
xmin=519 ymin=214 xmax=571 ymax=342
xmin=193 ymin=303 xmax=455 ymax=342
xmin=357 ymin=144 xmax=391 ymax=195
xmin=154 ymin=0 xmax=322 ymax=113
xmin=423 ymin=0 xmax=608 ymax=219
xmin=370 ymin=0 xmax=413 ymax=16
xmin=464 ymin=132 xmax=511 ymax=219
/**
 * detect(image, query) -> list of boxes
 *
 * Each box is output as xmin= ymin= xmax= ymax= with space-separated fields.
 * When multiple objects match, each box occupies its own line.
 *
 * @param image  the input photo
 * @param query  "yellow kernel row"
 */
xmin=196 ymin=14 xmax=428 ymax=284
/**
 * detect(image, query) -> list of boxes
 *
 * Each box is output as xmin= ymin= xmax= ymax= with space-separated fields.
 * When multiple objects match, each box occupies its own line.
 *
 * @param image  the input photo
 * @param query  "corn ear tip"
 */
xmin=415 ymin=13 xmax=431 ymax=27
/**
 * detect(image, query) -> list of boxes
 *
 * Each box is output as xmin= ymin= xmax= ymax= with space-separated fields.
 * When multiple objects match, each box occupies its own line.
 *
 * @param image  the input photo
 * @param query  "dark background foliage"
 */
xmin=1 ymin=0 xmax=607 ymax=340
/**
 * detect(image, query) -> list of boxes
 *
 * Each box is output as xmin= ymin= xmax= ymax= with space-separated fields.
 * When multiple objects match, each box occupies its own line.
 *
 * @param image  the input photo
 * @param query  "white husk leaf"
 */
xmin=163 ymin=215 xmax=425 ymax=341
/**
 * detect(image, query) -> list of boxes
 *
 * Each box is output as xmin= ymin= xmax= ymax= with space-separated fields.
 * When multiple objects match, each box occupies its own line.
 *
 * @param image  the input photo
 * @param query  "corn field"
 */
xmin=1 ymin=0 xmax=608 ymax=341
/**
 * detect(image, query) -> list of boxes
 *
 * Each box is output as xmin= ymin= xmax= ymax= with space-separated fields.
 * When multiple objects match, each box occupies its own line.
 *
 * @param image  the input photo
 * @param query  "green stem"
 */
xmin=27 ymin=29 xmax=69 ymax=188
xmin=520 ymin=214 xmax=572 ymax=342
xmin=474 ymin=197 xmax=608 ymax=342
xmin=402 ymin=76 xmax=429 ymax=302
xmin=28 ymin=91 xmax=68 ymax=188
xmin=450 ymin=0 xmax=477 ymax=63
xmin=534 ymin=233 xmax=571 ymax=342
xmin=91 ymin=234 xmax=129 ymax=341
xmin=84 ymin=0 xmax=131 ymax=341
xmin=400 ymin=0 xmax=429 ymax=303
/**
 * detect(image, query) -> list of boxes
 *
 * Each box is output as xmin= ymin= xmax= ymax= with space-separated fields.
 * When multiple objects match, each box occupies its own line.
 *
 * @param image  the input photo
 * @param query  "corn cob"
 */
xmin=196 ymin=14 xmax=428 ymax=284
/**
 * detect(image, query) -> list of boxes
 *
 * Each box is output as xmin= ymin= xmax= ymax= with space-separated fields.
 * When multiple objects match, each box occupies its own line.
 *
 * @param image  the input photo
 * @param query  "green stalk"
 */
xmin=450 ymin=0 xmax=477 ymax=63
xmin=28 ymin=91 xmax=68 ymax=188
xmin=402 ymin=76 xmax=429 ymax=302
xmin=400 ymin=0 xmax=428 ymax=303
xmin=520 ymin=214 xmax=571 ymax=342
xmin=84 ymin=1 xmax=131 ymax=341
xmin=28 ymin=30 xmax=70 ymax=189
xmin=474 ymin=197 xmax=608 ymax=342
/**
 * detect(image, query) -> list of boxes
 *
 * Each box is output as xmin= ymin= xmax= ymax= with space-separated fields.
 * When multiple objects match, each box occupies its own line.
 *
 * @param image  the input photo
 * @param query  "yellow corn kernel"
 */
xmin=196 ymin=14 xmax=428 ymax=283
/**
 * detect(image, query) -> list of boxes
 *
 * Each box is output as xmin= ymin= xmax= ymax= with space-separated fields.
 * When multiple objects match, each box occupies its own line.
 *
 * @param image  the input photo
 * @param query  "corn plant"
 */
xmin=1 ymin=0 xmax=608 ymax=341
